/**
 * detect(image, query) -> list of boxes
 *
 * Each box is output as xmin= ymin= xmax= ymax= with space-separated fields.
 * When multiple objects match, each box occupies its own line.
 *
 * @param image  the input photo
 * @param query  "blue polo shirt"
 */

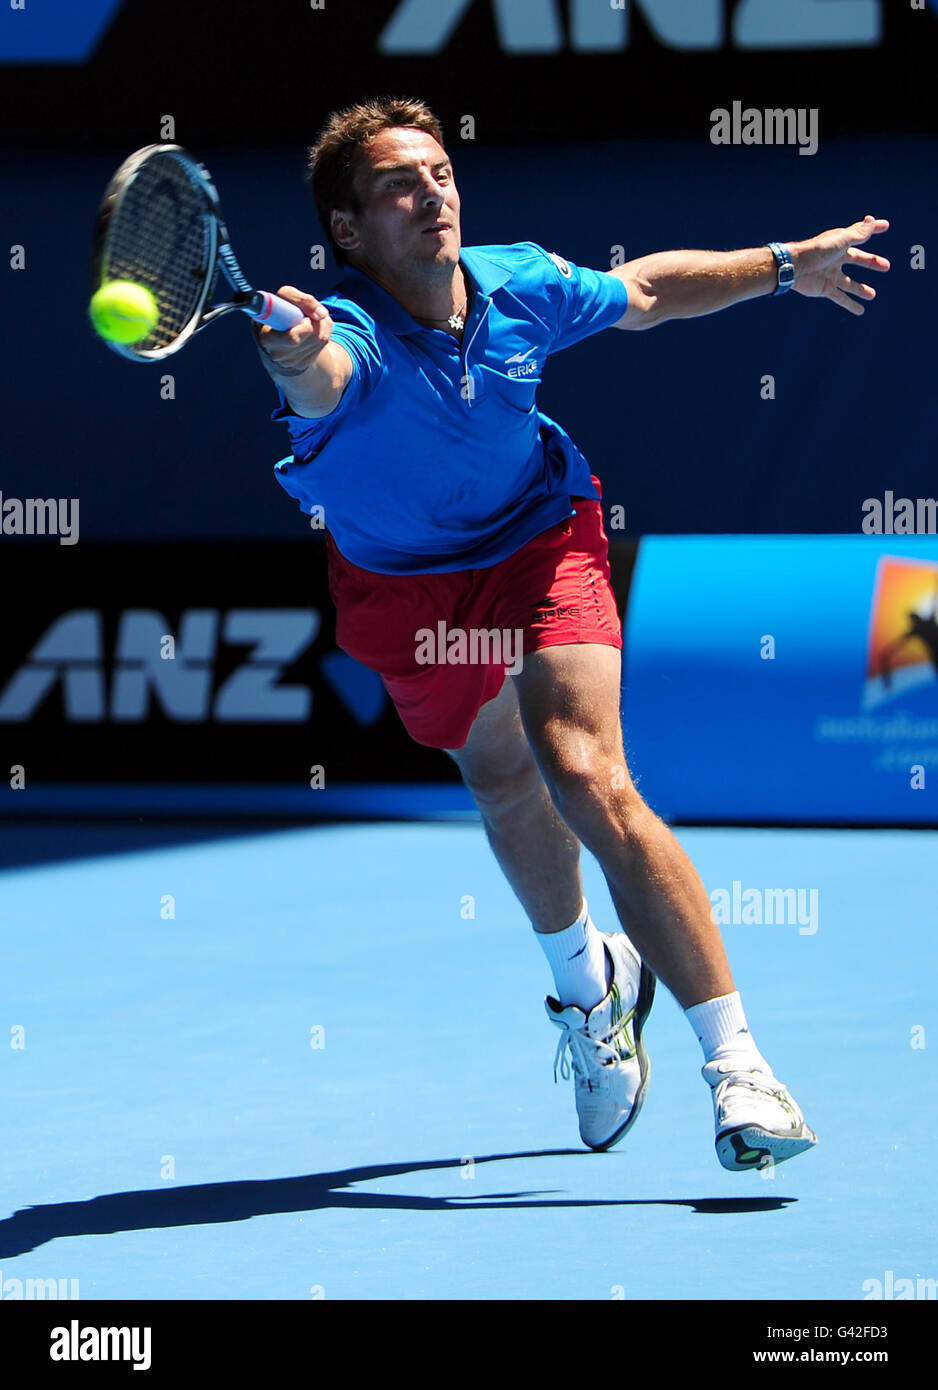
xmin=270 ymin=241 xmax=628 ymax=574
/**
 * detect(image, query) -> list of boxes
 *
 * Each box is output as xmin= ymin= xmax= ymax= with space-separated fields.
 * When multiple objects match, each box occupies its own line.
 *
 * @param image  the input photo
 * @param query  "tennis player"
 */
xmin=256 ymin=98 xmax=889 ymax=1171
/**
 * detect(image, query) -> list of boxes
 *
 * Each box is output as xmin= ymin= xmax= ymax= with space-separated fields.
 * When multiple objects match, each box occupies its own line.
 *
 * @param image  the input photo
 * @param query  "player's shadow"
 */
xmin=0 ymin=1150 xmax=795 ymax=1258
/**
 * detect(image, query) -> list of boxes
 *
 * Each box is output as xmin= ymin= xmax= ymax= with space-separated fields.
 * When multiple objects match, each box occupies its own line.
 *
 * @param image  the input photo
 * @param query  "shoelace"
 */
xmin=553 ymin=1007 xmax=636 ymax=1087
xmin=715 ymin=1069 xmax=797 ymax=1125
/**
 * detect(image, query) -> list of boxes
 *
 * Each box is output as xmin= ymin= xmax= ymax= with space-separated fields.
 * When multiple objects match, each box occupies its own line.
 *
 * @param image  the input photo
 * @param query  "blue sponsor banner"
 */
xmin=623 ymin=536 xmax=938 ymax=824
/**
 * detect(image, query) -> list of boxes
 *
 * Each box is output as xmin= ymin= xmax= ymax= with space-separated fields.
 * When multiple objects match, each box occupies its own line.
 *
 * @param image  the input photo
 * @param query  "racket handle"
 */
xmin=246 ymin=291 xmax=307 ymax=332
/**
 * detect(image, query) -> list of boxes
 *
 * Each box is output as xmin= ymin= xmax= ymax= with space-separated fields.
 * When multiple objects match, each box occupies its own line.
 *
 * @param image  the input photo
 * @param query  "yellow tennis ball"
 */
xmin=89 ymin=280 xmax=159 ymax=344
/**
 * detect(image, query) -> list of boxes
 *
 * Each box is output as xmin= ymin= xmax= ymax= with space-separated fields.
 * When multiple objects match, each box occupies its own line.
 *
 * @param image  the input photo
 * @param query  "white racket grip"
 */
xmin=250 ymin=291 xmax=307 ymax=331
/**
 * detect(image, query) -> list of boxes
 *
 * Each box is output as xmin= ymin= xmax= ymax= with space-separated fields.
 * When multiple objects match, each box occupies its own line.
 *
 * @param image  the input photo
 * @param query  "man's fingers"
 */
xmin=276 ymin=285 xmax=328 ymax=317
xmin=851 ymin=215 xmax=889 ymax=241
xmin=840 ymin=275 xmax=876 ymax=302
xmin=829 ymin=285 xmax=865 ymax=315
xmin=827 ymin=216 xmax=889 ymax=251
xmin=846 ymin=246 xmax=891 ymax=271
xmin=274 ymin=285 xmax=331 ymax=338
xmin=254 ymin=284 xmax=335 ymax=378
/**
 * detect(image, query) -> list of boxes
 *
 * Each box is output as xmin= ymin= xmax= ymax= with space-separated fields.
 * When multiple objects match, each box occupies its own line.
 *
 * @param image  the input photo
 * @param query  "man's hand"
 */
xmin=254 ymin=285 xmax=354 ymax=419
xmin=790 ymin=215 xmax=890 ymax=315
xmin=254 ymin=285 xmax=334 ymax=373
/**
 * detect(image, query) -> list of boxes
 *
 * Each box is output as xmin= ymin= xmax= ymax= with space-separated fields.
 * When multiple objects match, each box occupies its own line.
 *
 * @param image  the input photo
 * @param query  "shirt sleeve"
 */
xmin=269 ymin=297 xmax=385 ymax=459
xmin=519 ymin=242 xmax=629 ymax=355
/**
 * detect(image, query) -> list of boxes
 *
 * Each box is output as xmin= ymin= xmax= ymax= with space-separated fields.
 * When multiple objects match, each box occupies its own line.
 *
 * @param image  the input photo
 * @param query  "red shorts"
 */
xmin=325 ymin=475 xmax=622 ymax=749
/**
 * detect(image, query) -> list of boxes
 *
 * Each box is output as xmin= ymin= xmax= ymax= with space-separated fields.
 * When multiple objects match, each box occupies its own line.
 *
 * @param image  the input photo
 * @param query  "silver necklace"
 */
xmin=419 ymin=295 xmax=468 ymax=332
xmin=446 ymin=300 xmax=468 ymax=331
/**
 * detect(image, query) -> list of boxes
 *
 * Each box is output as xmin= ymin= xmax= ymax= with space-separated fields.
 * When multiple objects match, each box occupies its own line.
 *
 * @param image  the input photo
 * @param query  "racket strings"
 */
xmin=102 ymin=154 xmax=213 ymax=350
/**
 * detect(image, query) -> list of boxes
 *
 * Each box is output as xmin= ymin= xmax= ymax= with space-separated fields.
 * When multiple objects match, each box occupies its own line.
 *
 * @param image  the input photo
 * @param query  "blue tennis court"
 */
xmin=3 ymin=818 xmax=934 ymax=1300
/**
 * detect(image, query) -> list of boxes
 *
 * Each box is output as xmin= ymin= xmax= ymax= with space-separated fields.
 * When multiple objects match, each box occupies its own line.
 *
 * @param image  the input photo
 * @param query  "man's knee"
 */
xmin=534 ymin=729 xmax=643 ymax=825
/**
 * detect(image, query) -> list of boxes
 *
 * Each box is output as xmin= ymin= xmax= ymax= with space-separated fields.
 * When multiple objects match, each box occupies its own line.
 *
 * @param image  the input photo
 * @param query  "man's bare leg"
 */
xmin=446 ymin=663 xmax=734 ymax=1005
xmin=509 ymin=643 xmax=735 ymax=1009
xmin=444 ymin=676 xmax=584 ymax=934
xmin=446 ymin=648 xmax=816 ymax=1170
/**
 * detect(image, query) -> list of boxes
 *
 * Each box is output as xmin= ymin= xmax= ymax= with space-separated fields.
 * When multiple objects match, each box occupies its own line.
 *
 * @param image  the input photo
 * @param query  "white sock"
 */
xmin=684 ymin=991 xmax=768 ymax=1069
xmin=535 ymin=898 xmax=610 ymax=1014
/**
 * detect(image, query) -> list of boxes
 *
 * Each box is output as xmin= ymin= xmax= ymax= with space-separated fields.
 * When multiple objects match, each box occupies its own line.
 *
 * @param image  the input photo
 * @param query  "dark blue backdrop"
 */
xmin=2 ymin=132 xmax=933 ymax=543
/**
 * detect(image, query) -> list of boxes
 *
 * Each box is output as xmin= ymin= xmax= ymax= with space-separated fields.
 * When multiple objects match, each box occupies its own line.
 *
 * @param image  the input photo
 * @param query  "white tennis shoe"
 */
xmin=545 ymin=931 xmax=656 ymax=1151
xmin=703 ymin=1057 xmax=818 ymax=1171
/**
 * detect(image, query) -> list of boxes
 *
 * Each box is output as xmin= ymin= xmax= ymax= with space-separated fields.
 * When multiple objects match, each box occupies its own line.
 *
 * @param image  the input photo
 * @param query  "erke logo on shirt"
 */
xmin=505 ymin=347 xmax=541 ymax=378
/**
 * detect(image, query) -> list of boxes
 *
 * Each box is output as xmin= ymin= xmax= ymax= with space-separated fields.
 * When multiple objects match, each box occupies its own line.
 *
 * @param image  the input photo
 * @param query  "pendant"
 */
xmin=448 ymin=313 xmax=465 ymax=331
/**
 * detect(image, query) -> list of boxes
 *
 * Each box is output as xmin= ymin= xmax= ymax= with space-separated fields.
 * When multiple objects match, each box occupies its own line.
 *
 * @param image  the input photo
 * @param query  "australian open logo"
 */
xmin=864 ymin=557 xmax=938 ymax=709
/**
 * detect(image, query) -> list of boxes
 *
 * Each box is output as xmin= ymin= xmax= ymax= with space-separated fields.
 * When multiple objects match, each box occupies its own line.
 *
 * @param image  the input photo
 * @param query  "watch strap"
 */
xmin=767 ymin=242 xmax=795 ymax=295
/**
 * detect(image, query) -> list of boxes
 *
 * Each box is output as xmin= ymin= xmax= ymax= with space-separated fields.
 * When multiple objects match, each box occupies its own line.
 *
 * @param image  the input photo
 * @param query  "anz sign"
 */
xmin=378 ymin=0 xmax=883 ymax=53
xmin=0 ymin=609 xmax=319 ymax=723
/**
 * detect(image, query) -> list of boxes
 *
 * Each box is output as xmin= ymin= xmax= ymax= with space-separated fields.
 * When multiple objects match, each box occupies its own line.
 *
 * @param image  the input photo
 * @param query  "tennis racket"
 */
xmin=91 ymin=143 xmax=304 ymax=362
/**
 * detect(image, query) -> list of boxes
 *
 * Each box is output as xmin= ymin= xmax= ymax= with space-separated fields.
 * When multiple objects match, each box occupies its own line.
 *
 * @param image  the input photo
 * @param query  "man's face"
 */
xmin=332 ymin=127 xmax=461 ymax=274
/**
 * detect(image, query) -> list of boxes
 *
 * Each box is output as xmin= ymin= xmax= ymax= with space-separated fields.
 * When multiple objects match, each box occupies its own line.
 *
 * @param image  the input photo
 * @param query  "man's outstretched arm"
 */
xmin=609 ymin=214 xmax=890 ymax=330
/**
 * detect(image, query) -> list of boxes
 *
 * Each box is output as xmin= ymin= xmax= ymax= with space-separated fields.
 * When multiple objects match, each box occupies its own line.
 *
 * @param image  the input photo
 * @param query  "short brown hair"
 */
xmin=307 ymin=96 xmax=446 ymax=266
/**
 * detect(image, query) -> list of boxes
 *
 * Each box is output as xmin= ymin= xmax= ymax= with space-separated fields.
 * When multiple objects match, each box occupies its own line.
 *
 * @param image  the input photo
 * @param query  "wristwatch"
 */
xmin=767 ymin=242 xmax=795 ymax=295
